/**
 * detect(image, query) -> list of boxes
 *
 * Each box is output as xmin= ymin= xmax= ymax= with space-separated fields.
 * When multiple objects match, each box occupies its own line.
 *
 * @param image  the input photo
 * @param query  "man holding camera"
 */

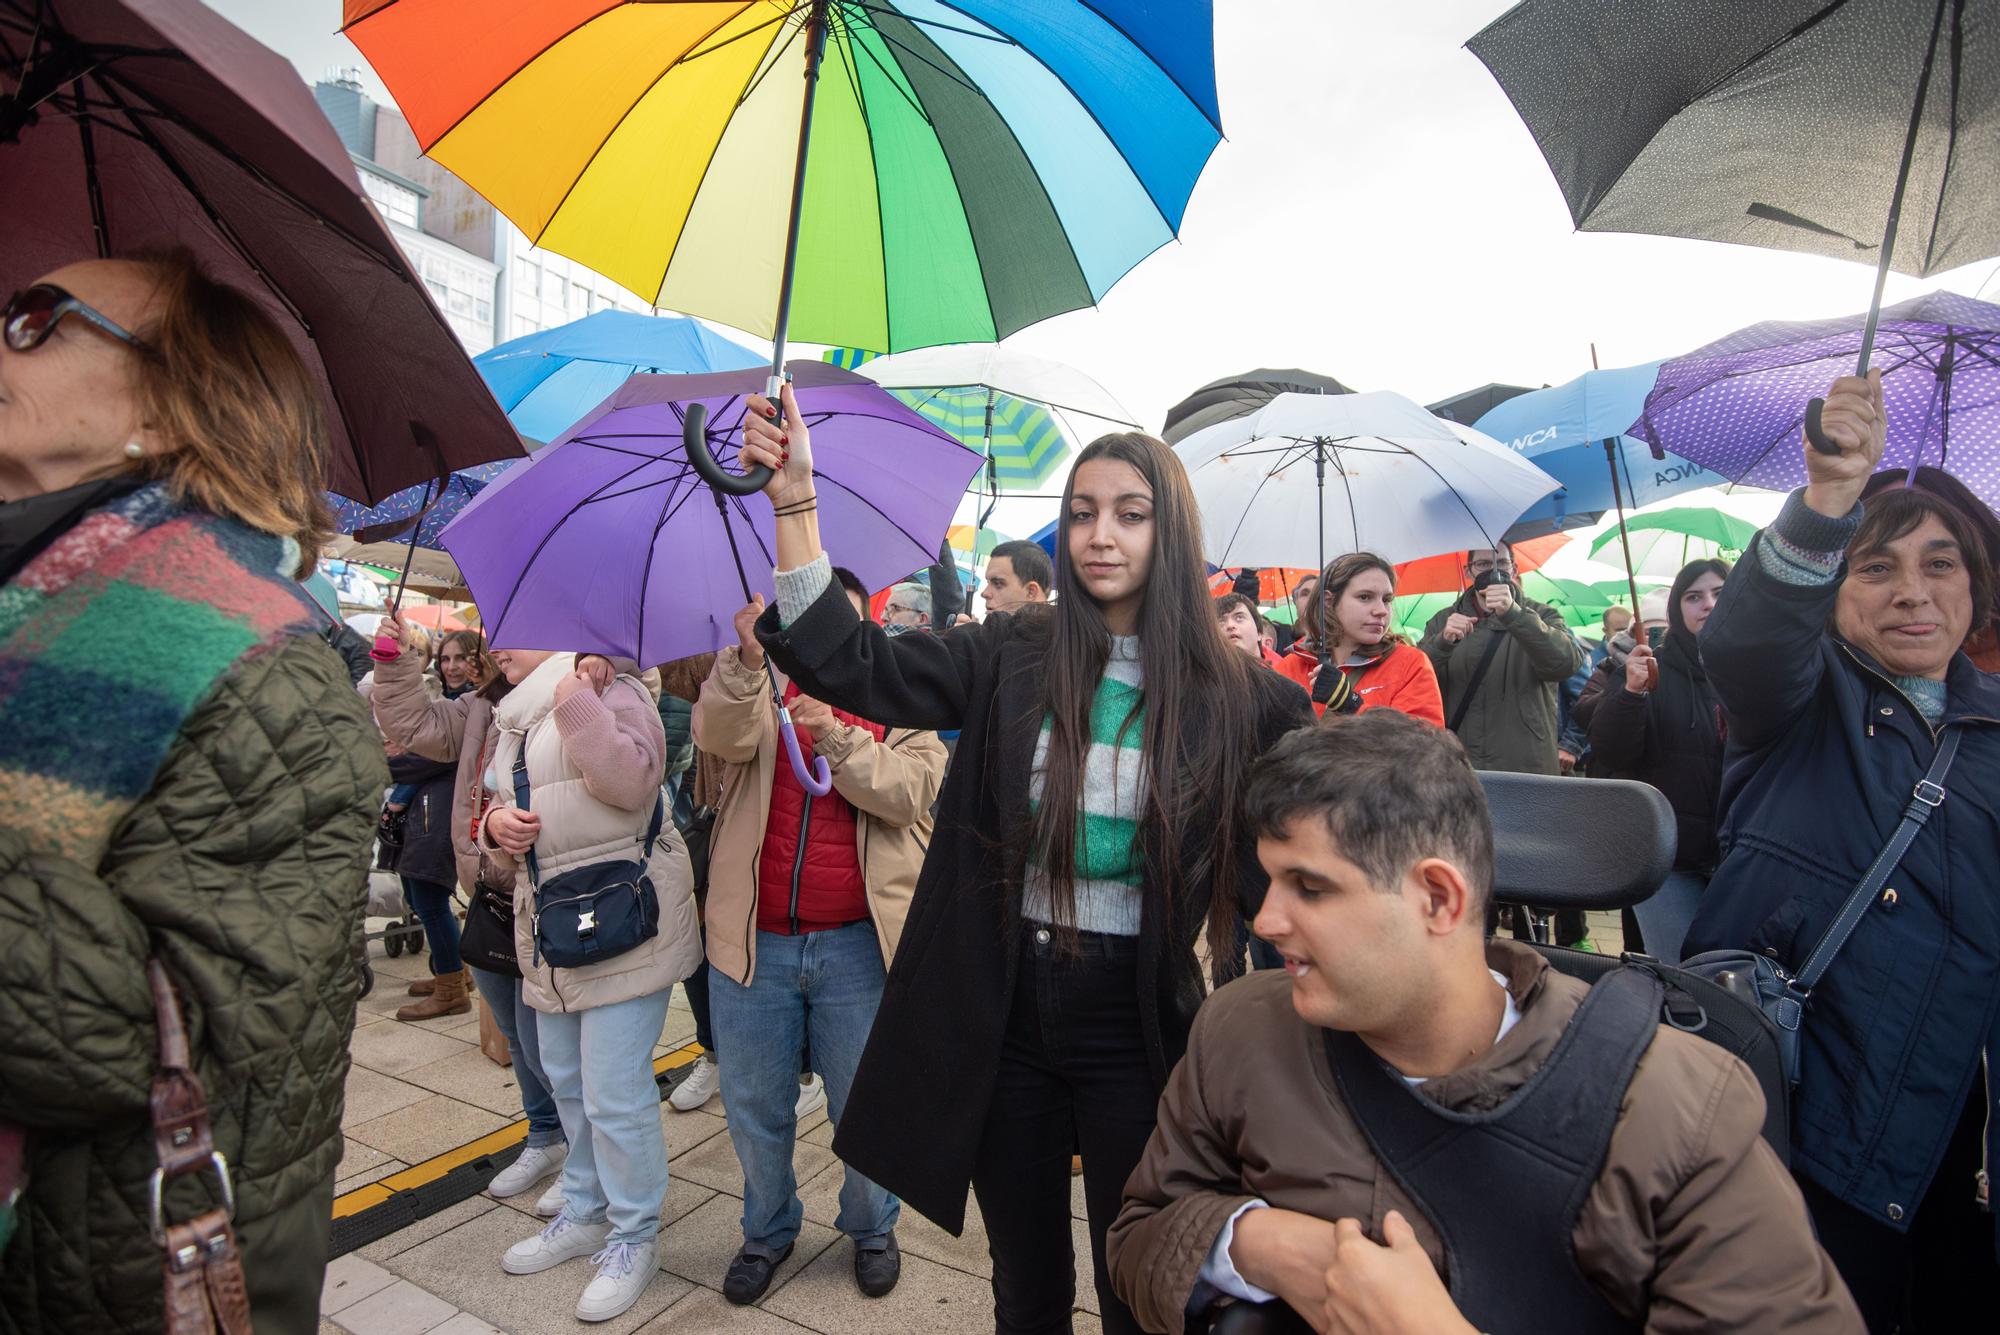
xmin=1419 ymin=548 xmax=1583 ymax=776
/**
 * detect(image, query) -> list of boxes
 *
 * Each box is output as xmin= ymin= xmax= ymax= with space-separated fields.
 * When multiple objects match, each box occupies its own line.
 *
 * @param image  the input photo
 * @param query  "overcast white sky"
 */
xmin=211 ymin=0 xmax=1986 ymax=536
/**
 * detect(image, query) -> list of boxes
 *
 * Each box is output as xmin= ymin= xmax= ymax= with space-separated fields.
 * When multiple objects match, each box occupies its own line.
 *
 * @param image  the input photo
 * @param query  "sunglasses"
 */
xmin=3 ymin=284 xmax=148 ymax=354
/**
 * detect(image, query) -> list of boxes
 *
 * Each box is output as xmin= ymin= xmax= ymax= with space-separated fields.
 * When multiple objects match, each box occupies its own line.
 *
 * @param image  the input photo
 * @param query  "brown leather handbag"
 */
xmin=146 ymin=959 xmax=252 ymax=1335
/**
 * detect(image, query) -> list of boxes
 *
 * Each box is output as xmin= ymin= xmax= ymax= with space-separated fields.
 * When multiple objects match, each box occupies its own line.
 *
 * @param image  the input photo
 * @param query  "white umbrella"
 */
xmin=855 ymin=345 xmax=1135 ymax=423
xmin=1176 ymin=391 xmax=1562 ymax=570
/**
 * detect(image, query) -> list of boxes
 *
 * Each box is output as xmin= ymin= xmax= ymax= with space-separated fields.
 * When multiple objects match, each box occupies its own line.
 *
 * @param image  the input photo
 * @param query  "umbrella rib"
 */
xmin=531 ymin=2 xmax=775 ymax=253
xmin=1210 ymin=452 xmax=1293 ymax=568
xmin=725 ymin=492 xmax=780 ymax=571
xmin=829 ymin=19 xmax=901 ymax=351
xmin=924 ymin=0 xmax=1180 ymax=233
xmin=483 ymin=448 xmax=670 ymax=645
xmin=1915 ymin=0 xmax=1965 ymax=277
xmin=810 ymin=467 xmax=949 ymax=559
xmin=844 ymin=1 xmax=1011 ymax=46
xmin=646 ymin=12 xmax=803 ymax=303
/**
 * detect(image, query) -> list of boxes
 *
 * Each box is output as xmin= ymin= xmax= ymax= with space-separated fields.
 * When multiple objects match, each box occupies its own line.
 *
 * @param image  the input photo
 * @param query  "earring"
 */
xmin=123 ymin=441 xmax=144 ymax=460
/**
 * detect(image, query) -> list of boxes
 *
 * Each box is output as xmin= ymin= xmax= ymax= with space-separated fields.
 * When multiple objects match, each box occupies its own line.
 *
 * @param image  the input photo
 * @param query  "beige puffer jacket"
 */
xmin=480 ymin=654 xmax=701 ymax=1014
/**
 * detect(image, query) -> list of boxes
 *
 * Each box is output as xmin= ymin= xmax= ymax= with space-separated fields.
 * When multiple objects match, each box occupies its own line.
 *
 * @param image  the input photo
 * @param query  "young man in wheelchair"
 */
xmin=1107 ymin=712 xmax=1859 ymax=1335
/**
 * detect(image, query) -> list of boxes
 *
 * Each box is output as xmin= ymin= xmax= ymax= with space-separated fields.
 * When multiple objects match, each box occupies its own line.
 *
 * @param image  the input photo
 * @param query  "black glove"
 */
xmin=1232 ymin=568 xmax=1262 ymax=601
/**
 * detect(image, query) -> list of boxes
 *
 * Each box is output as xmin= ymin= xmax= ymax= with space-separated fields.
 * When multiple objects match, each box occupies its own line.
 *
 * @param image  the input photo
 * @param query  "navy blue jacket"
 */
xmin=1685 ymin=516 xmax=2000 ymax=1241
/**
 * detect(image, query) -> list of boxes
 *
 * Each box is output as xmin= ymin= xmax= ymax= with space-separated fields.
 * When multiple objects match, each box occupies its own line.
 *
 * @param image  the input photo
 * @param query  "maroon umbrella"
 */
xmin=0 ymin=0 xmax=520 ymax=504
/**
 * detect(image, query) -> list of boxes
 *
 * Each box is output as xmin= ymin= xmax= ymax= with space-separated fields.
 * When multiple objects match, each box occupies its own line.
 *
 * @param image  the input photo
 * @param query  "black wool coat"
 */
xmin=756 ymin=581 xmax=1312 ymax=1232
xmin=1586 ymin=633 xmax=1726 ymax=872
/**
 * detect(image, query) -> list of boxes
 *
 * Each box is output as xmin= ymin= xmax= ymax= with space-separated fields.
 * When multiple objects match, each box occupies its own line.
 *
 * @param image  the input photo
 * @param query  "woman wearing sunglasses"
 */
xmin=734 ymin=385 xmax=1314 ymax=1334
xmin=0 ymin=254 xmax=384 ymax=1330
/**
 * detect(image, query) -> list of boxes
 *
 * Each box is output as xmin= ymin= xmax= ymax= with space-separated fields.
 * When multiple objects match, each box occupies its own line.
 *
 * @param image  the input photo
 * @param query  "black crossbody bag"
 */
xmin=1682 ymin=728 xmax=1962 ymax=1091
xmin=511 ymin=755 xmax=663 ymax=970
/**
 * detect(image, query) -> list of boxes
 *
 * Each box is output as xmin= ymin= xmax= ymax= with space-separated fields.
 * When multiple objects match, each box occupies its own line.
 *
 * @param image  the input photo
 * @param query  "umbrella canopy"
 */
xmin=1628 ymin=290 xmax=2000 ymax=510
xmin=476 ymin=311 xmax=766 ymax=443
xmin=1428 ymin=382 xmax=1535 ymax=425
xmin=856 ymin=345 xmax=1135 ymax=422
xmin=1588 ymin=508 xmax=1760 ymax=580
xmin=440 ymin=361 xmax=983 ymax=663
xmin=343 ymin=1 xmax=1222 ymax=355
xmin=1469 ymin=0 xmax=1998 ymax=279
xmin=1207 ymin=568 xmax=1320 ymax=603
xmin=1175 ymin=391 xmax=1563 ymax=570
xmin=1394 ymin=531 xmax=1571 ymax=595
xmin=1162 ymin=368 xmax=1354 ymax=445
xmin=1470 ymin=361 xmax=1716 ymax=540
xmin=398 ymin=603 xmax=468 ymax=634
xmin=854 ymin=344 xmax=1135 ymax=495
xmin=1473 ymin=0 xmax=2000 ymax=452
xmin=0 ymin=0 xmax=520 ymax=504
xmin=329 ymin=460 xmax=516 ymax=549
xmin=325 ymin=537 xmax=470 ymax=601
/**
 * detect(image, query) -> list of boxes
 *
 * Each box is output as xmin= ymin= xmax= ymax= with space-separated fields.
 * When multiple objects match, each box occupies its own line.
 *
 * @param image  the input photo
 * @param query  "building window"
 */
xmin=474 ymin=296 xmax=492 ymax=323
xmin=361 ymin=171 xmax=421 ymax=228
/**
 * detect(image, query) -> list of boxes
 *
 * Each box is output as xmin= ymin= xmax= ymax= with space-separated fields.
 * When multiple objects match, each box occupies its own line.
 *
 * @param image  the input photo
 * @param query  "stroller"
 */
xmin=352 ymin=801 xmax=427 ymax=999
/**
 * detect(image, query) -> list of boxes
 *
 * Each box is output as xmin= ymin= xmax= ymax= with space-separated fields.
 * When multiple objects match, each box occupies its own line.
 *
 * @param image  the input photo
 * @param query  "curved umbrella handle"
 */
xmin=777 ymin=709 xmax=834 ymax=795
xmin=683 ymin=399 xmax=773 ymax=496
xmin=1802 ymin=397 xmax=1843 ymax=456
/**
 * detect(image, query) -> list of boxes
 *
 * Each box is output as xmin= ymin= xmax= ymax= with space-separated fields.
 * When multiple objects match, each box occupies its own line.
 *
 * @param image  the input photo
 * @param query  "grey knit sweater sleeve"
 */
xmin=774 ymin=553 xmax=834 ymax=628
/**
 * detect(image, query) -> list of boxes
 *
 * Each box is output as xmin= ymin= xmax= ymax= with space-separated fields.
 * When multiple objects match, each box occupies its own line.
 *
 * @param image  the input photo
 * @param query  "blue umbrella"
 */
xmin=477 ymin=310 xmax=765 ymax=443
xmin=1472 ymin=361 xmax=1714 ymax=542
xmin=330 ymin=312 xmax=767 ymax=542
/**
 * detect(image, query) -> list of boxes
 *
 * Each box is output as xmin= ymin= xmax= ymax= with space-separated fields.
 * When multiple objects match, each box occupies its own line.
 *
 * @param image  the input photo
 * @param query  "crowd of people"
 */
xmin=2 ymin=253 xmax=1996 ymax=1335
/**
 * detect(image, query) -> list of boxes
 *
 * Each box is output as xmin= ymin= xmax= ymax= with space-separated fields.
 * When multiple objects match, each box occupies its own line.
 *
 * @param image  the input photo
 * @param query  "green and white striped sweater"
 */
xmin=1023 ymin=636 xmax=1147 ymax=936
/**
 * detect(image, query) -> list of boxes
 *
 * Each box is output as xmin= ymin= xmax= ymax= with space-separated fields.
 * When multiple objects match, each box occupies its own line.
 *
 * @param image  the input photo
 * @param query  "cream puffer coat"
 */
xmin=480 ymin=654 xmax=701 ymax=1014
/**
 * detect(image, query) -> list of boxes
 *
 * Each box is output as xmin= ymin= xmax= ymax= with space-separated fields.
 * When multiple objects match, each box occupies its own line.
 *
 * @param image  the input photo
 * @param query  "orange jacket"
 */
xmin=1276 ymin=641 xmax=1445 ymax=726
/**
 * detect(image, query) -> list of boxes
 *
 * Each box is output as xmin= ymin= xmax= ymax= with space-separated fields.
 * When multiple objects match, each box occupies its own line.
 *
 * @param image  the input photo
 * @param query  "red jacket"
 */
xmin=1276 ymin=641 xmax=1446 ymax=726
xmin=755 ymin=685 xmax=883 ymax=935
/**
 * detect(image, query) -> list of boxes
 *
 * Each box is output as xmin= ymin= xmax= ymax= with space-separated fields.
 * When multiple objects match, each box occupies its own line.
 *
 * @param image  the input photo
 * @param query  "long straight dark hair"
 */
xmin=1028 ymin=433 xmax=1257 ymax=964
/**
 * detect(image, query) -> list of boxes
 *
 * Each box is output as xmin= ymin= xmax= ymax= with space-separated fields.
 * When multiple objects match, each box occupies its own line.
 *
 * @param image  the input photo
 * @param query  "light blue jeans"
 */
xmin=709 ymin=921 xmax=898 ymax=1253
xmin=467 ymin=967 xmax=563 ymax=1149
xmin=535 ymin=987 xmax=672 ymax=1243
xmin=1636 ymin=868 xmax=1710 ymax=966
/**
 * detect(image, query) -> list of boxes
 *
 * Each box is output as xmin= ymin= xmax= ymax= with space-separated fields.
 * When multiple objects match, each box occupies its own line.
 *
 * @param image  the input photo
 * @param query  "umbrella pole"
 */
xmin=1805 ymin=0 xmax=1949 ymax=454
xmin=764 ymin=0 xmax=831 ymax=404
xmin=1603 ymin=438 xmax=1643 ymax=620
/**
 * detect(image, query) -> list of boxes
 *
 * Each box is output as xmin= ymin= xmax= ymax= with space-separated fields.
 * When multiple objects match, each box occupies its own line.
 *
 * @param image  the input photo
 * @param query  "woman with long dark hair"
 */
xmin=736 ymin=386 xmax=1312 ymax=1333
xmin=1274 ymin=552 xmax=1444 ymax=724
xmin=1587 ymin=558 xmax=1729 ymax=964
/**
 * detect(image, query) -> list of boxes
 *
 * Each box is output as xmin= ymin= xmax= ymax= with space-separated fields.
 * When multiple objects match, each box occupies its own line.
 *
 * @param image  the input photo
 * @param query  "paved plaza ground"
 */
xmin=322 ymin=912 xmax=1621 ymax=1333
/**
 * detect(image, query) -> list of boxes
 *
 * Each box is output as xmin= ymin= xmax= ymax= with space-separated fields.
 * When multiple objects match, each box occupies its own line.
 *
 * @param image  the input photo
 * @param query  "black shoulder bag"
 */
xmin=511 ymin=754 xmax=664 ymax=970
xmin=1445 ymin=623 xmax=1507 ymax=733
xmin=1682 ymin=728 xmax=1961 ymax=1090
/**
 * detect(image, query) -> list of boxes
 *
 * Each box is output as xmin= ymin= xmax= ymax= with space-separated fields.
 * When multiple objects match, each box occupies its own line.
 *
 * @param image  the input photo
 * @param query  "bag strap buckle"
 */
xmin=1912 ymin=778 xmax=1947 ymax=808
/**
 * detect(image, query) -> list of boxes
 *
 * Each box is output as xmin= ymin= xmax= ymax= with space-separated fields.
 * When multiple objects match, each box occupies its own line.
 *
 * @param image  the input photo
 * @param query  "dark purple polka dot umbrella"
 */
xmin=1626 ymin=290 xmax=2000 ymax=512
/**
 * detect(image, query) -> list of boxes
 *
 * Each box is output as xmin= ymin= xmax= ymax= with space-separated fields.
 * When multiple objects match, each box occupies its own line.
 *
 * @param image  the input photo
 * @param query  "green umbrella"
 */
xmin=1588 ymin=507 xmax=1760 ymax=579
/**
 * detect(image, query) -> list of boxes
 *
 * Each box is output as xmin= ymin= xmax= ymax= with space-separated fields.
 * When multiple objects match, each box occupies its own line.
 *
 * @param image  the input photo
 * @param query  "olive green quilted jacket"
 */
xmin=0 ymin=635 xmax=386 ymax=1333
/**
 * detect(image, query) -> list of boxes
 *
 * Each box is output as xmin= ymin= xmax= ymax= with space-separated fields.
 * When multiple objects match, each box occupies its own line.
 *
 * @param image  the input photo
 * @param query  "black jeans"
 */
xmin=973 ymin=927 xmax=1159 ymax=1335
xmin=1800 ymin=1080 xmax=1997 ymax=1332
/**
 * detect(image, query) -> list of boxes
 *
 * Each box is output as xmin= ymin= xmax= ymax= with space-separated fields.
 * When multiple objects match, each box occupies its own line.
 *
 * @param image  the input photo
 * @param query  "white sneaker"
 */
xmin=534 ymin=1179 xmax=565 ymax=1218
xmin=575 ymin=1240 xmax=656 ymax=1323
xmin=489 ymin=1142 xmax=567 ymax=1199
xmin=502 ymin=1214 xmax=609 ymax=1276
xmin=795 ymin=1072 xmax=827 ymax=1121
xmin=669 ymin=1054 xmax=719 ymax=1112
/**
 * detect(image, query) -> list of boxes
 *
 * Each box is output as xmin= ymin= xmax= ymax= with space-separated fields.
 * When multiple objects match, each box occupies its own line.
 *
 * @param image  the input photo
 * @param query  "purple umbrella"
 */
xmin=442 ymin=361 xmax=982 ymax=789
xmin=1629 ymin=291 xmax=2000 ymax=512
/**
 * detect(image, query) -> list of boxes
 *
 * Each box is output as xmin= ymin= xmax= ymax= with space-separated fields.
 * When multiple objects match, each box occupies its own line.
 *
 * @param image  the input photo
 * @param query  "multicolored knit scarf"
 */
xmin=0 ymin=483 xmax=320 ymax=866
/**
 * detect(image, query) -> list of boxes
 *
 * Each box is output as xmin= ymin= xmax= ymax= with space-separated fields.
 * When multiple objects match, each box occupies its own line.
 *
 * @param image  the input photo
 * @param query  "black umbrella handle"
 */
xmin=1803 ymin=398 xmax=1841 ymax=456
xmin=684 ymin=400 xmax=773 ymax=496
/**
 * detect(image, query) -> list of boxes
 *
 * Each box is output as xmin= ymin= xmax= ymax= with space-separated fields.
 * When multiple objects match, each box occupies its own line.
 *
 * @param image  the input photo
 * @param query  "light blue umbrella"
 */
xmin=330 ymin=312 xmax=766 ymax=542
xmin=1473 ymin=361 xmax=1713 ymax=541
xmin=476 ymin=310 xmax=765 ymax=443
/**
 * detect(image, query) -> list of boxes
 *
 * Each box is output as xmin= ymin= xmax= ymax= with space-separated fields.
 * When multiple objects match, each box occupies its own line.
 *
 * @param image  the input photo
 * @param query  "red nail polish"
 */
xmin=781 ymin=434 xmax=789 ymax=445
xmin=767 ymin=409 xmax=779 ymax=419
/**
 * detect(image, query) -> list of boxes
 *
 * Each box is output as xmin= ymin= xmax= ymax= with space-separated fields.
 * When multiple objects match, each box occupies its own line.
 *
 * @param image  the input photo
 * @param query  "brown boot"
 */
xmin=396 ymin=967 xmax=470 ymax=1022
xmin=406 ymin=977 xmax=436 ymax=997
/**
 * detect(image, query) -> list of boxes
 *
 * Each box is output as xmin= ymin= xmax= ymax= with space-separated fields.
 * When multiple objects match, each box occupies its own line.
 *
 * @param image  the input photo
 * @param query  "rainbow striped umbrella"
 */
xmin=344 ymin=1 xmax=1222 ymax=389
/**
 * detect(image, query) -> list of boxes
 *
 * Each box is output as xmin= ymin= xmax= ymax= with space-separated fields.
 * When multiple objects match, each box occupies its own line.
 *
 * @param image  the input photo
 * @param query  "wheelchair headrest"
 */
xmin=1477 ymin=772 xmax=1675 ymax=910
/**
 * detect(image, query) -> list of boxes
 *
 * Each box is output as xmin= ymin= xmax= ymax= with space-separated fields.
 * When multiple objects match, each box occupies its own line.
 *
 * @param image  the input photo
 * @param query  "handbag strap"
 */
xmin=1793 ymin=727 xmax=1962 ymax=994
xmin=1446 ymin=621 xmax=1508 ymax=733
xmin=511 ymin=753 xmax=666 ymax=887
xmin=146 ymin=960 xmax=250 ymax=1335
